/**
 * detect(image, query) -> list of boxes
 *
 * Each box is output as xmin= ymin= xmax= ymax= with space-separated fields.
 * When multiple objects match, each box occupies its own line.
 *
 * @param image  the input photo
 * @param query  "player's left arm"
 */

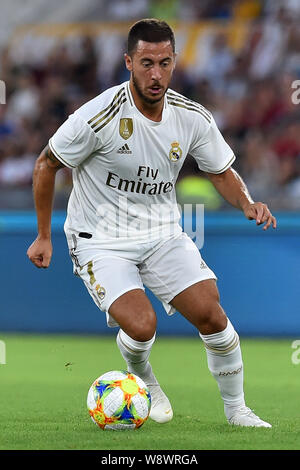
xmin=206 ymin=167 xmax=277 ymax=230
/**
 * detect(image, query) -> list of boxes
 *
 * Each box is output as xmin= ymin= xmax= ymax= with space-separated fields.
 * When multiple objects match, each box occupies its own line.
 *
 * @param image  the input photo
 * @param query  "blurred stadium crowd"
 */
xmin=1 ymin=0 xmax=300 ymax=210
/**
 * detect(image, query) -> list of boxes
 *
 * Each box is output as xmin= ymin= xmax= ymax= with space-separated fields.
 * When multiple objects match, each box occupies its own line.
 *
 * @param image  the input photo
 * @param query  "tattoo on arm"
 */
xmin=44 ymin=145 xmax=65 ymax=169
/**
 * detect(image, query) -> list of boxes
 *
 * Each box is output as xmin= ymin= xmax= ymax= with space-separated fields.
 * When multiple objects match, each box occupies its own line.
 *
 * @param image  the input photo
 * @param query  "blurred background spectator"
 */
xmin=1 ymin=0 xmax=300 ymax=210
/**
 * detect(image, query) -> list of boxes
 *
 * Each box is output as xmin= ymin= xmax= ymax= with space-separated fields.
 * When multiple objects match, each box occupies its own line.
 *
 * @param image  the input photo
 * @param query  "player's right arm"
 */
xmin=27 ymin=108 xmax=100 ymax=268
xmin=27 ymin=145 xmax=65 ymax=268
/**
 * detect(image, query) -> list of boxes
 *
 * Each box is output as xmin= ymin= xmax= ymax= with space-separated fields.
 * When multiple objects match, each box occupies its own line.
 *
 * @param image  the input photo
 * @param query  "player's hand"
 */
xmin=27 ymin=237 xmax=53 ymax=268
xmin=243 ymin=202 xmax=277 ymax=231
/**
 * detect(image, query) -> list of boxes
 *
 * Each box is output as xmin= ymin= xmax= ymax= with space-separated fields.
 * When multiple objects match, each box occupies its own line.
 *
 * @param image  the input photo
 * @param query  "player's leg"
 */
xmin=76 ymin=255 xmax=172 ymax=424
xmin=140 ymin=233 xmax=271 ymax=428
xmin=170 ymin=279 xmax=271 ymax=427
xmin=109 ymin=288 xmax=156 ymax=341
xmin=109 ymin=288 xmax=157 ymax=384
xmin=168 ymin=276 xmax=243 ymax=419
xmin=109 ymin=290 xmax=173 ymax=424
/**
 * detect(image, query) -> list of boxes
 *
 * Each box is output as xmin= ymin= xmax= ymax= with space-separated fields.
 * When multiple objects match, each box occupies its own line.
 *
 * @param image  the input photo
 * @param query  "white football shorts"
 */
xmin=69 ymin=232 xmax=216 ymax=327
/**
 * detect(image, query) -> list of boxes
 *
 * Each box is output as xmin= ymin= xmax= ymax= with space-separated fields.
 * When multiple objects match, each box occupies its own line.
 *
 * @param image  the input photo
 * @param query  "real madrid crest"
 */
xmin=119 ymin=118 xmax=133 ymax=140
xmin=95 ymin=284 xmax=106 ymax=302
xmin=169 ymin=141 xmax=182 ymax=162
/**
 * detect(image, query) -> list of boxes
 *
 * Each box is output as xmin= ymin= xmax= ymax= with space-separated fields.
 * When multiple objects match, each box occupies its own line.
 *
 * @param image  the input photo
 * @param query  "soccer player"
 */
xmin=27 ymin=19 xmax=276 ymax=427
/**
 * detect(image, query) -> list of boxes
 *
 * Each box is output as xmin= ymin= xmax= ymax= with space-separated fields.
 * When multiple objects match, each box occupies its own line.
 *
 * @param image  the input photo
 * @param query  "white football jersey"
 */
xmin=49 ymin=81 xmax=235 ymax=245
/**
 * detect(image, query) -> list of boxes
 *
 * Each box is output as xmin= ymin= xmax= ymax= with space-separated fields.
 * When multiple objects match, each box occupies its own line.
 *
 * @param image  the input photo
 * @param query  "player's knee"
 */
xmin=198 ymin=300 xmax=227 ymax=334
xmin=133 ymin=326 xmax=156 ymax=343
xmin=130 ymin=311 xmax=157 ymax=342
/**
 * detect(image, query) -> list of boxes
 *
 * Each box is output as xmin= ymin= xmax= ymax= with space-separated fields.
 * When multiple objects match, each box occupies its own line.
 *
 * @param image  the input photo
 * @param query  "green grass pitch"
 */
xmin=0 ymin=334 xmax=299 ymax=450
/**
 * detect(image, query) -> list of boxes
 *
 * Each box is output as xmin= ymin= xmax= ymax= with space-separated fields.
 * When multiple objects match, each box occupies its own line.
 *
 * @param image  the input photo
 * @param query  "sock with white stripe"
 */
xmin=116 ymin=329 xmax=158 ymax=385
xmin=200 ymin=318 xmax=245 ymax=419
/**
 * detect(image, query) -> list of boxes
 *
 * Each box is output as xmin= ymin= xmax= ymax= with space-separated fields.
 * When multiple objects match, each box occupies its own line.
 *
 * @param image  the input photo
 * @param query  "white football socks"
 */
xmin=116 ymin=329 xmax=158 ymax=385
xmin=117 ymin=320 xmax=245 ymax=421
xmin=200 ymin=318 xmax=245 ymax=419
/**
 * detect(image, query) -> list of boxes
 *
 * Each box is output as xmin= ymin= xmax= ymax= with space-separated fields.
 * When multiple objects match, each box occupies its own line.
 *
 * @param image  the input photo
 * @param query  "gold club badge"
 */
xmin=119 ymin=118 xmax=133 ymax=140
xmin=95 ymin=284 xmax=106 ymax=301
xmin=169 ymin=141 xmax=182 ymax=162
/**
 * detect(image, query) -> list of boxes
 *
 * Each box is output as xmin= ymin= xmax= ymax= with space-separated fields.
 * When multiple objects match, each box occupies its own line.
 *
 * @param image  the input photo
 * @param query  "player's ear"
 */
xmin=124 ymin=53 xmax=133 ymax=72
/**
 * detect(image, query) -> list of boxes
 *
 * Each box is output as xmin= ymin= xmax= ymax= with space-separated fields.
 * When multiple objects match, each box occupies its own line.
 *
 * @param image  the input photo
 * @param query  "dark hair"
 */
xmin=127 ymin=18 xmax=175 ymax=56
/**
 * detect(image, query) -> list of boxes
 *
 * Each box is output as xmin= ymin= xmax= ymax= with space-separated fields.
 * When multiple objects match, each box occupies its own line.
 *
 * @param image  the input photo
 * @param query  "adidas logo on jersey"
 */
xmin=117 ymin=143 xmax=132 ymax=154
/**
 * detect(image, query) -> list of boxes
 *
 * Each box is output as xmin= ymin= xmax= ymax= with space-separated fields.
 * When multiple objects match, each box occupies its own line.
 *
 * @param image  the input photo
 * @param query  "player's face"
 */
xmin=125 ymin=40 xmax=176 ymax=105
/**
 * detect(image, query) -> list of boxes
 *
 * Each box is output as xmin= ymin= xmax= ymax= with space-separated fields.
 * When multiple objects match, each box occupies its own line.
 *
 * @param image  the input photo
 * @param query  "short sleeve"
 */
xmin=189 ymin=115 xmax=235 ymax=174
xmin=49 ymin=113 xmax=99 ymax=168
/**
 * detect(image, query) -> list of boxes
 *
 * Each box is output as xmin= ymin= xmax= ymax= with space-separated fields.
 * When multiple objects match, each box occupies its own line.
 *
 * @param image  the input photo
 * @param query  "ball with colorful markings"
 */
xmin=87 ymin=370 xmax=151 ymax=430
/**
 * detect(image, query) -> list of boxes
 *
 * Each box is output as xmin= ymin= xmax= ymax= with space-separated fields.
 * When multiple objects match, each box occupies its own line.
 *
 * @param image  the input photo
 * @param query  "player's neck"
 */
xmin=129 ymin=81 xmax=164 ymax=122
